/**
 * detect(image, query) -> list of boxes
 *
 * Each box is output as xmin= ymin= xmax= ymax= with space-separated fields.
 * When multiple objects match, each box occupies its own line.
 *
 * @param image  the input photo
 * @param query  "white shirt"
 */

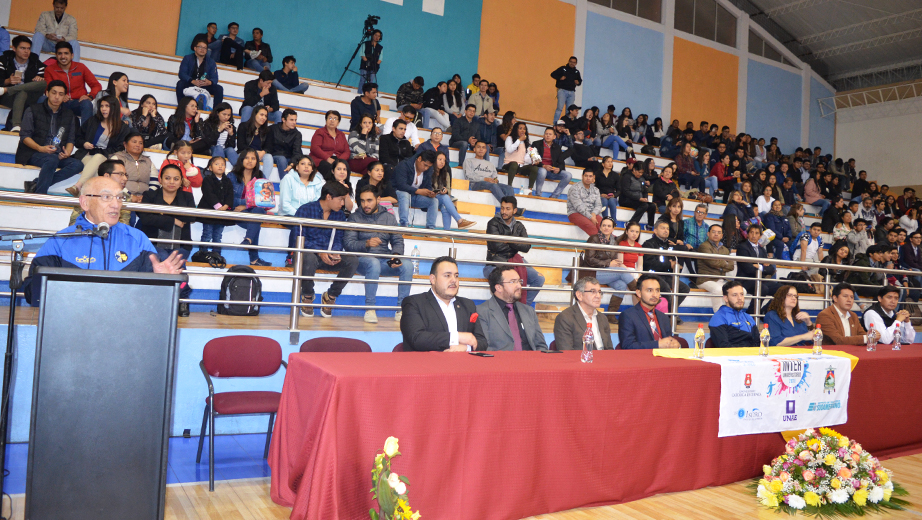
xmin=802 ymin=235 xmax=820 ymax=262
xmin=756 ymin=196 xmax=775 ymax=215
xmin=382 ymin=117 xmax=420 ymax=145
xmin=578 ymin=304 xmax=604 ymax=350
xmin=834 ymin=306 xmax=866 ymax=343
xmin=863 ymin=307 xmax=916 ymax=345
xmin=411 ymin=169 xmax=424 ymax=189
xmin=432 ymin=290 xmax=459 ymax=347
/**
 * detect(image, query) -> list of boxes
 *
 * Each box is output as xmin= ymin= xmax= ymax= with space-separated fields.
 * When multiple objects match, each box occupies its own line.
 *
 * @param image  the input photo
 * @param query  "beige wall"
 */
xmin=835 ymin=98 xmax=922 ymax=188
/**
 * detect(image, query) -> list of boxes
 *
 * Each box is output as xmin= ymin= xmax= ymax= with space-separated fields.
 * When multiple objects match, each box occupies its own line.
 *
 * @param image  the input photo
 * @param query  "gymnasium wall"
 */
xmin=809 ymin=77 xmax=836 ymax=153
xmin=671 ymin=37 xmax=738 ymax=134
xmin=174 ymin=0 xmax=483 ymax=95
xmin=745 ymin=60 xmax=802 ymax=151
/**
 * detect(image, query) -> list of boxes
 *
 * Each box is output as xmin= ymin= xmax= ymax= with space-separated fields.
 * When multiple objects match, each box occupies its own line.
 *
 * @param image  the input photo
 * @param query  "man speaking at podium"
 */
xmin=23 ymin=176 xmax=185 ymax=306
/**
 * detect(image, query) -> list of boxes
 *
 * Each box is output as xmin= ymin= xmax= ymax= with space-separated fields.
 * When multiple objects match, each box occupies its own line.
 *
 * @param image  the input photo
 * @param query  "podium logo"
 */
xmin=823 ymin=366 xmax=836 ymax=394
xmin=807 ymin=400 xmax=841 ymax=411
xmin=737 ymin=408 xmax=763 ymax=420
xmin=768 ymin=358 xmax=811 ymax=396
xmin=783 ymin=400 xmax=798 ymax=421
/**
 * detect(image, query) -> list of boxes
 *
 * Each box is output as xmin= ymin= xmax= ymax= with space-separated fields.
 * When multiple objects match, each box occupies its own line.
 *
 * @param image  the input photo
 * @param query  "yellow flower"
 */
xmin=383 ymin=436 xmax=399 ymax=458
xmin=820 ymin=427 xmax=842 ymax=438
xmin=853 ymin=488 xmax=868 ymax=506
xmin=884 ymin=489 xmax=892 ymax=502
xmin=411 ymin=512 xmax=421 ymax=520
xmin=759 ymin=479 xmax=770 ymax=489
xmin=807 ymin=439 xmax=820 ymax=449
xmin=763 ymin=465 xmax=772 ymax=476
xmin=824 ymin=454 xmax=837 ymax=465
xmin=761 ymin=494 xmax=780 ymax=508
xmin=831 ymin=478 xmax=841 ymax=489
xmin=804 ymin=491 xmax=821 ymax=507
xmin=876 ymin=470 xmax=889 ymax=484
xmin=770 ymin=479 xmax=783 ymax=493
xmin=838 ymin=437 xmax=849 ymax=448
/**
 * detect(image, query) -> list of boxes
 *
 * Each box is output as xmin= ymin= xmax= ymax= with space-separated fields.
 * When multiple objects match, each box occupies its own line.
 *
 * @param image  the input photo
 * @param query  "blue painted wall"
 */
xmin=582 ymin=12 xmax=663 ymax=120
xmin=809 ymin=77 xmax=836 ymax=155
xmin=746 ymin=60 xmax=802 ymax=152
xmin=175 ymin=0 xmax=483 ymax=94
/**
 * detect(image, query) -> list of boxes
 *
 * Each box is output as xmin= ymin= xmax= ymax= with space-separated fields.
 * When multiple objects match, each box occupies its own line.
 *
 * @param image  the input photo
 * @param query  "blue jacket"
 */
xmin=764 ymin=310 xmax=809 ymax=347
xmin=762 ymin=212 xmax=792 ymax=241
xmin=618 ymin=304 xmax=673 ymax=349
xmin=178 ymin=53 xmax=219 ymax=84
xmin=392 ymin=157 xmax=433 ymax=194
xmin=708 ymin=305 xmax=759 ymax=348
xmin=23 ymin=214 xmax=158 ymax=306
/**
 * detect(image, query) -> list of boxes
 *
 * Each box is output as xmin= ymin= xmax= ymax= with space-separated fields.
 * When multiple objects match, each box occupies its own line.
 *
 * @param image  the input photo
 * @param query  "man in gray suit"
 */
xmin=553 ymin=276 xmax=613 ymax=350
xmin=477 ymin=266 xmax=547 ymax=351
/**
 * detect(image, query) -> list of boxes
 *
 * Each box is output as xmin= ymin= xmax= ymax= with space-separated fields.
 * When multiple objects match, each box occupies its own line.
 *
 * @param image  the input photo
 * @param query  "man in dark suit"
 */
xmin=735 ymin=225 xmax=781 ymax=314
xmin=400 ymin=256 xmax=487 ymax=351
xmin=618 ymin=274 xmax=682 ymax=350
xmin=553 ymin=276 xmax=613 ymax=350
xmin=900 ymin=231 xmax=922 ymax=290
xmin=476 ymin=266 xmax=547 ymax=351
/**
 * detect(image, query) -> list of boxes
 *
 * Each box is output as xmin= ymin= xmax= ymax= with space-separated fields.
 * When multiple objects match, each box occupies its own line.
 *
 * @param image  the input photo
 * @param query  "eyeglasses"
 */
xmin=84 ymin=193 xmax=122 ymax=203
xmin=786 ymin=294 xmax=799 ymax=299
xmin=581 ymin=289 xmax=602 ymax=296
xmin=695 ymin=210 xmax=706 ymax=214
xmin=502 ymin=279 xmax=524 ymax=285
xmin=195 ymin=46 xmax=208 ymax=50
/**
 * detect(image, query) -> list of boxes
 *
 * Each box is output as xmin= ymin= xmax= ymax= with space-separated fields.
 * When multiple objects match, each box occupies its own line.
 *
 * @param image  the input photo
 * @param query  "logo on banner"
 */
xmin=824 ymin=366 xmax=836 ymax=394
xmin=744 ymin=373 xmax=752 ymax=388
xmin=767 ymin=358 xmax=811 ymax=396
xmin=783 ymin=400 xmax=798 ymax=421
xmin=737 ymin=408 xmax=763 ymax=420
xmin=808 ymin=400 xmax=841 ymax=411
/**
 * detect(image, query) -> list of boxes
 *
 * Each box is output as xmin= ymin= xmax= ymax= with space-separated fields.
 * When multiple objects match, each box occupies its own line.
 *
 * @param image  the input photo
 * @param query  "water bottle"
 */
xmin=759 ymin=324 xmax=770 ymax=357
xmin=867 ymin=323 xmax=877 ymax=352
xmin=893 ymin=326 xmax=901 ymax=351
xmin=411 ymin=246 xmax=420 ymax=275
xmin=693 ymin=324 xmax=705 ymax=359
xmin=51 ymin=127 xmax=64 ymax=152
xmin=581 ymin=323 xmax=594 ymax=364
xmin=812 ymin=324 xmax=823 ymax=355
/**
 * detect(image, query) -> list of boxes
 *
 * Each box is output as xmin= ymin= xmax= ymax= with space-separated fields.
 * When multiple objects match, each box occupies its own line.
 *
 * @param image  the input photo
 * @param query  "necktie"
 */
xmin=507 ymin=303 xmax=523 ymax=351
xmin=648 ymin=311 xmax=662 ymax=341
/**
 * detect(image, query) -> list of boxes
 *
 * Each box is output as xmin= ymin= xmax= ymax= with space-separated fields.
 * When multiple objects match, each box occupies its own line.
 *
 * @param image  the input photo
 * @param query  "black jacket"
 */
xmin=652 ymin=178 xmax=681 ymax=206
xmin=736 ymin=239 xmax=776 ymax=283
xmin=594 ymin=169 xmax=620 ymax=198
xmin=567 ymin=141 xmax=597 ymax=168
xmin=243 ymin=40 xmax=273 ymax=64
xmin=0 ymin=50 xmax=45 ymax=84
xmin=619 ymin=172 xmax=648 ymax=206
xmin=400 ymin=291 xmax=488 ymax=351
xmin=821 ymin=206 xmax=842 ymax=233
xmin=422 ymin=87 xmax=444 ymax=111
xmin=263 ymin=124 xmax=301 ymax=159
xmin=166 ymin=115 xmax=204 ymax=142
xmin=16 ymin=100 xmax=76 ymax=165
xmin=379 ymin=133 xmax=414 ymax=167
xmin=550 ymin=64 xmax=582 ymax=91
xmin=641 ymin=235 xmax=676 ymax=273
xmin=197 ymin=171 xmax=235 ymax=225
xmin=449 ymin=116 xmax=480 ymax=145
xmin=201 ymin=120 xmax=237 ymax=151
xmin=73 ymin=116 xmax=129 ymax=160
xmin=531 ymin=140 xmax=567 ymax=169
xmin=485 ymin=216 xmax=531 ymax=262
xmin=241 ymin=78 xmax=280 ymax=113
xmin=137 ymin=189 xmax=196 ymax=244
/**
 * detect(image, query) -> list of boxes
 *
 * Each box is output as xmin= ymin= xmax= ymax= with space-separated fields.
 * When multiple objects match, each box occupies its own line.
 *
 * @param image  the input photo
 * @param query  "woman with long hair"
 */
xmin=347 ymin=114 xmax=379 ymax=174
xmin=443 ymin=79 xmax=465 ymax=122
xmin=431 ymin=151 xmax=475 ymax=230
xmin=130 ymin=94 xmax=167 ymax=148
xmin=583 ymin=217 xmax=635 ymax=324
xmin=229 ymin=149 xmax=271 ymax=266
xmin=833 ymin=210 xmax=854 ymax=242
xmin=165 ymin=96 xmax=212 ymax=154
xmin=95 ymin=71 xmax=131 ymax=119
xmin=355 ymin=160 xmax=397 ymax=205
xmin=616 ymin=221 xmax=644 ymax=273
xmin=696 ymin=149 xmax=717 ymax=197
xmin=328 ymin=158 xmax=355 ymax=214
xmin=788 ymin=203 xmax=806 ymax=238
xmin=658 ymin=197 xmax=696 ymax=272
xmin=763 ymin=285 xmax=815 ymax=346
xmin=67 ymin=95 xmax=129 ymax=196
xmin=648 ymin=117 xmax=665 ymax=146
xmin=203 ymin=102 xmax=238 ymax=166
xmin=502 ymin=122 xmax=540 ymax=191
xmin=236 ymin=105 xmax=270 ymax=166
xmin=820 ymin=240 xmax=853 ymax=283
xmin=594 ymin=156 xmax=620 ymax=218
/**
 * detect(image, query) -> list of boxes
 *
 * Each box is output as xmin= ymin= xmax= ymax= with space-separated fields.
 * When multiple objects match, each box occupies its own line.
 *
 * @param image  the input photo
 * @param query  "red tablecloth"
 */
xmin=268 ymin=346 xmax=922 ymax=520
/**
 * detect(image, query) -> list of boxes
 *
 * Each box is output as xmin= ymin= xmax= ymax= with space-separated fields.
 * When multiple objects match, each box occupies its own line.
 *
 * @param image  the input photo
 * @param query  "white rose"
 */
xmin=869 ymin=487 xmax=884 ymax=503
xmin=786 ymin=495 xmax=806 ymax=509
xmin=394 ymin=482 xmax=407 ymax=495
xmin=383 ymin=436 xmax=399 ymax=457
xmin=830 ymin=489 xmax=849 ymax=504
xmin=387 ymin=472 xmax=400 ymax=489
xmin=884 ymin=481 xmax=894 ymax=491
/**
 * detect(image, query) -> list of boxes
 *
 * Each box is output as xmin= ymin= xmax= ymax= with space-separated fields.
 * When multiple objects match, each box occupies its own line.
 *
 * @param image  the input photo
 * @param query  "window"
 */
xmin=675 ymin=0 xmax=737 ymax=48
xmin=749 ymin=28 xmax=792 ymax=65
xmin=589 ymin=0 xmax=662 ymax=23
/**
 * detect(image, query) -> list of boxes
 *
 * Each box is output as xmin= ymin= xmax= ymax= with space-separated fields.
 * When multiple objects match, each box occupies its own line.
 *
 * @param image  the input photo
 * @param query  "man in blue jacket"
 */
xmin=618 ymin=273 xmax=682 ymax=349
xmin=708 ymin=281 xmax=760 ymax=348
xmin=392 ymin=150 xmax=439 ymax=229
xmin=176 ymin=37 xmax=223 ymax=107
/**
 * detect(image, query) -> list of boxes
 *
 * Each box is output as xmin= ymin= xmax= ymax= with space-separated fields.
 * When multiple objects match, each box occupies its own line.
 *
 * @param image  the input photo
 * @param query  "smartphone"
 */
xmin=13 ymin=70 xmax=22 ymax=78
xmin=468 ymin=352 xmax=493 ymax=357
xmin=541 ymin=350 xmax=563 ymax=354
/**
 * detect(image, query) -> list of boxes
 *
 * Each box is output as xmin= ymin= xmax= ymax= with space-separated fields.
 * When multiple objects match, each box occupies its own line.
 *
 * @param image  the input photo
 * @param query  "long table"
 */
xmin=268 ymin=347 xmax=922 ymax=520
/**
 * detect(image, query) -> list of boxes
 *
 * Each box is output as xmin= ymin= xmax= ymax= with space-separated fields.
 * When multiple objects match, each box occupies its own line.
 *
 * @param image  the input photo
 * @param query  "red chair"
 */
xmin=705 ymin=338 xmax=715 ymax=349
xmin=299 ymin=337 xmax=372 ymax=352
xmin=392 ymin=342 xmax=404 ymax=352
xmin=196 ymin=336 xmax=286 ymax=491
xmin=677 ymin=337 xmax=689 ymax=349
xmin=549 ymin=340 xmax=557 ymax=351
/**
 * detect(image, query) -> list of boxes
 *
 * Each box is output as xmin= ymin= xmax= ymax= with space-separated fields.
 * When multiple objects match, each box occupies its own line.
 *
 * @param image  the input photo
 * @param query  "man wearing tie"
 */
xmin=736 ymin=225 xmax=781 ymax=314
xmin=476 ymin=266 xmax=547 ymax=351
xmin=618 ymin=274 xmax=682 ymax=349
xmin=400 ymin=256 xmax=488 ymax=351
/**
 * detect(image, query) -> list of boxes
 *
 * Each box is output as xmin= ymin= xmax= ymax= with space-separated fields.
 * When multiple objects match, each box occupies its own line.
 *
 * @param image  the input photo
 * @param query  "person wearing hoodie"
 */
xmin=762 ymin=199 xmax=793 ymax=259
xmin=240 ymin=70 xmax=281 ymax=123
xmin=344 ymin=184 xmax=413 ymax=324
xmin=708 ymin=281 xmax=760 ymax=348
xmin=463 ymin=141 xmax=516 ymax=207
xmin=263 ymin=109 xmax=301 ymax=179
xmin=420 ymin=81 xmax=449 ymax=130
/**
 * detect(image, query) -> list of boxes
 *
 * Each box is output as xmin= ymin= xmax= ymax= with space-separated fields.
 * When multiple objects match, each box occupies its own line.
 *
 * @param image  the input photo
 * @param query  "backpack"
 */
xmin=217 ymin=265 xmax=263 ymax=316
xmin=785 ymin=271 xmax=816 ymax=294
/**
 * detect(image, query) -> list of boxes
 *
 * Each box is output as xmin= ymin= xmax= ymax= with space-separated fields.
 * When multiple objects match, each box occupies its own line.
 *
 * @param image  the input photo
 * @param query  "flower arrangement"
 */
xmin=369 ymin=437 xmax=420 ymax=520
xmin=754 ymin=428 xmax=910 ymax=516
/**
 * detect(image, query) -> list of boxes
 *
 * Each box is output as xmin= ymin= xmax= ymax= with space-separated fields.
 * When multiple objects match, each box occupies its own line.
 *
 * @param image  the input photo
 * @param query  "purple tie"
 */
xmin=507 ymin=303 xmax=523 ymax=351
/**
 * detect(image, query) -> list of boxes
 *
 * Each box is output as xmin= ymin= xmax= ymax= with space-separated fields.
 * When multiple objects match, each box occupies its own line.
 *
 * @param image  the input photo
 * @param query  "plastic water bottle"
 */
xmin=581 ymin=323 xmax=594 ymax=364
xmin=893 ymin=326 xmax=901 ymax=351
xmin=694 ymin=324 xmax=705 ymax=359
xmin=51 ymin=127 xmax=64 ymax=152
xmin=411 ymin=246 xmax=420 ymax=275
xmin=812 ymin=324 xmax=823 ymax=355
xmin=759 ymin=324 xmax=770 ymax=357
xmin=867 ymin=323 xmax=877 ymax=352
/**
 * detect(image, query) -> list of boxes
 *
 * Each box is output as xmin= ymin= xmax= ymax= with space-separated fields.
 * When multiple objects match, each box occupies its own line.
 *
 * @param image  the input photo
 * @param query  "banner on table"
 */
xmin=704 ymin=354 xmax=851 ymax=438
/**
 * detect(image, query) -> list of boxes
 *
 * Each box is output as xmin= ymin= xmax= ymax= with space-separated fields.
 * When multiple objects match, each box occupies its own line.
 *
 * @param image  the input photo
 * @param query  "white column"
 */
xmin=801 ymin=68 xmax=811 ymax=148
xmin=661 ymin=0 xmax=676 ymax=124
xmin=573 ymin=0 xmax=588 ymax=107
xmin=736 ymin=12 xmax=749 ymax=133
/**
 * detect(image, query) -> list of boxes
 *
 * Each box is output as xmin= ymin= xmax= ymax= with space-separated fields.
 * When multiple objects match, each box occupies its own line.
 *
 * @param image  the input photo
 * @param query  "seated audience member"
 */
xmin=652 ymin=164 xmax=680 ymax=212
xmin=241 ymin=70 xmax=281 ymax=123
xmin=821 ymin=195 xmax=845 ymax=232
xmin=899 ymin=207 xmax=919 ymax=235
xmin=23 ymin=175 xmax=184 ymax=306
xmin=310 ymin=110 xmax=350 ymax=180
xmin=228 ymin=149 xmax=271 ymax=266
xmin=401 ymin=256 xmax=487 ymax=351
xmin=43 ymin=42 xmax=98 ymax=124
xmin=450 ymin=104 xmax=480 ymax=167
xmin=347 ymin=114 xmax=379 ymax=175
xmin=121 ymin=94 xmax=161 ymax=143
xmin=762 ymin=200 xmax=793 ymax=259
xmin=875 ymin=217 xmax=895 ymax=244
xmin=795 ymin=222 xmax=826 ymax=280
xmin=763 ymin=285 xmax=815 ymax=346
xmin=553 ymin=277 xmax=613 ymax=350
xmin=202 ymin=102 xmax=238 ymax=166
xmin=393 ymin=150 xmax=439 ymax=229
xmin=477 ymin=266 xmax=547 ymax=351
xmin=697 ymin=224 xmax=735 ymax=312
xmin=160 ymin=140 xmax=202 ymax=193
xmin=176 ymin=38 xmax=223 ymax=109
xmin=93 ymin=71 xmax=130 ymax=121
xmin=902 ymin=231 xmax=922 ymax=286
xmin=273 ymin=55 xmax=309 ymax=94
xmin=67 ymin=158 xmax=130 ymax=225
xmin=66 ymin=95 xmax=129 ymax=196
xmin=418 ymin=127 xmax=449 ymax=157
xmin=31 ymin=0 xmax=80 ymax=60
xmin=0 ymin=36 xmax=47 ymax=133
xmin=532 ymin=127 xmax=573 ymax=199
xmin=216 ymin=22 xmax=245 ymax=70
xmin=847 ymin=218 xmax=872 ymax=255
xmin=420 ymin=81 xmax=450 ymax=130
xmin=847 ymin=245 xmax=888 ymax=299
xmin=395 ymin=76 xmax=424 ymax=114
xmin=863 ymin=285 xmax=916 ymax=345
xmin=897 ymin=187 xmax=917 ymax=214
xmin=470 ymin=79 xmax=495 ymax=117
xmin=642 ymin=220 xmax=691 ymax=317
xmin=736 ymin=225 xmax=781 ymax=313
xmin=803 ymin=171 xmax=831 ymax=215
xmin=344 ymin=185 xmax=414 ymax=323
xmin=684 ymin=203 xmax=710 ymax=252
xmin=382 ymin=106 xmax=421 ymax=146
xmin=594 ymin=157 xmax=620 ymax=218
xmin=567 ymin=169 xmax=603 ymax=236
xmin=429 ymin=152 xmax=475 ymax=230
xmin=195 ymin=156 xmax=234 ymax=257
xmin=354 ymin=161 xmax=397 ymax=207
xmin=279 ymin=155 xmax=322 ymax=262
xmin=350 ymin=82 xmax=380 ymax=131
xmin=816 ymin=283 xmax=875 ymax=346
xmin=477 ymin=110 xmax=500 ymax=156
xmin=618 ymin=273 xmax=682 ymax=349
xmin=236 ymin=106 xmax=270 ymax=165
xmin=819 ymin=241 xmax=854 ymax=284
xmin=194 ymin=22 xmax=218 ymax=60
xmin=501 ymin=122 xmax=539 ymax=193
xmin=443 ymin=79 xmax=466 ymax=122
xmin=658 ymin=198 xmax=697 ymax=275
xmin=709 ymin=281 xmax=760 ymax=348
xmin=18 ymin=80 xmax=82 ymax=194
xmin=243 ymin=28 xmax=272 ymax=72
xmin=110 ymin=131 xmax=155 ymax=197
xmin=293 ymin=181 xmax=358 ymax=317
xmin=483 ymin=197 xmax=544 ymax=306
xmin=581 ymin=217 xmax=633 ymax=324
xmin=378 ymin=118 xmax=415 ymax=177
xmin=620 ymin=162 xmax=657 ymax=229
xmin=263 ymin=109 xmax=300 ymax=180
xmin=464 ymin=141 xmax=515 ymax=205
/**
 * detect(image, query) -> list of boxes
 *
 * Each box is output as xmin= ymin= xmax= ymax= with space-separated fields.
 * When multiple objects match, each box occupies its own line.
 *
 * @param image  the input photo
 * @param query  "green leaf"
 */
xmin=369 ymin=509 xmax=379 ymax=520
xmin=398 ymin=475 xmax=409 ymax=484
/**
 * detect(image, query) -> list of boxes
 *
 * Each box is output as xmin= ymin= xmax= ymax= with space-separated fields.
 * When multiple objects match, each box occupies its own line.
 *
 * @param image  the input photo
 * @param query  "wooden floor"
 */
xmin=7 ymin=453 xmax=919 ymax=520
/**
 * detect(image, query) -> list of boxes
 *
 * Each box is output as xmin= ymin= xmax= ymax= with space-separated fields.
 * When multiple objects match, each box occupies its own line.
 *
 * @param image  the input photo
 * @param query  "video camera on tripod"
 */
xmin=336 ymin=14 xmax=382 ymax=88
xmin=364 ymin=15 xmax=380 ymax=37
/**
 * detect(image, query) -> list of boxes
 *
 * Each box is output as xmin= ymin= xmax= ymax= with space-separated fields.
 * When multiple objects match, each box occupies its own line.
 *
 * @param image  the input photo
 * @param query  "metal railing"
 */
xmin=2 ymin=191 xmax=917 ymax=342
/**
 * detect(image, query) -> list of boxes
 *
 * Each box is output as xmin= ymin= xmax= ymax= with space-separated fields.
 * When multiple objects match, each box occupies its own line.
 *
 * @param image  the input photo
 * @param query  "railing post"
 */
xmin=824 ymin=272 xmax=831 ymax=306
xmin=754 ymin=269 xmax=763 ymax=325
xmin=289 ymin=232 xmax=305 ymax=346
xmin=569 ymin=249 xmax=579 ymax=306
xmin=671 ymin=259 xmax=679 ymax=332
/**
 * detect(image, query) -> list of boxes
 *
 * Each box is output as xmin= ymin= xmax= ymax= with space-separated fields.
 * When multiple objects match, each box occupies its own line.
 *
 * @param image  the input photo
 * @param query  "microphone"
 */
xmin=94 ymin=222 xmax=110 ymax=239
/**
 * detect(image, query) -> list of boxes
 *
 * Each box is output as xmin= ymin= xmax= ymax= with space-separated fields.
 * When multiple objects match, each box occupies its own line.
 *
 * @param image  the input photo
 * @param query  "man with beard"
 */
xmin=618 ymin=273 xmax=681 ymax=349
xmin=708 ymin=280 xmax=760 ymax=347
xmin=476 ymin=265 xmax=546 ymax=351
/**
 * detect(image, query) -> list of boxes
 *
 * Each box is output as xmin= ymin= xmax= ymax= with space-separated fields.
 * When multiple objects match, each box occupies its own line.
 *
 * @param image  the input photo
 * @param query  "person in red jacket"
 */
xmin=309 ymin=110 xmax=350 ymax=180
xmin=712 ymin=153 xmax=737 ymax=203
xmin=42 ymin=41 xmax=100 ymax=124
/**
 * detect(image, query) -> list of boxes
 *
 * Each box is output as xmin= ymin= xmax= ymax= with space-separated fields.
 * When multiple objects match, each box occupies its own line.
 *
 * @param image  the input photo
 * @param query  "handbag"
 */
xmin=245 ymin=178 xmax=276 ymax=209
xmin=182 ymin=86 xmax=213 ymax=111
xmin=780 ymin=244 xmax=792 ymax=261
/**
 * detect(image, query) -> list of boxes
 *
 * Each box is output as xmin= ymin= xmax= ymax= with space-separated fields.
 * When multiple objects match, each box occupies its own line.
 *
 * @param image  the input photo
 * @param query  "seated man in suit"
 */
xmin=618 ymin=273 xmax=682 ymax=349
xmin=815 ymin=283 xmax=877 ymax=346
xmin=476 ymin=266 xmax=547 ymax=351
xmin=400 ymin=256 xmax=487 ymax=351
xmin=553 ymin=276 xmax=613 ymax=350
xmin=735 ymin=225 xmax=781 ymax=314
xmin=708 ymin=280 xmax=760 ymax=348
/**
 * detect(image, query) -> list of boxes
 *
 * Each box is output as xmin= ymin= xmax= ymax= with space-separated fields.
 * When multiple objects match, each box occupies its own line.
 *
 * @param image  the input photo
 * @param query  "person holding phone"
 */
xmin=0 ymin=35 xmax=47 ymax=133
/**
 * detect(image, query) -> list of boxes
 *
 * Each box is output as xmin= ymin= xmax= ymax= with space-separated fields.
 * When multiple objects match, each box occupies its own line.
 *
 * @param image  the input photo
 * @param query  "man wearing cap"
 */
xmin=560 ymin=104 xmax=581 ymax=135
xmin=550 ymin=56 xmax=582 ymax=123
xmin=554 ymin=119 xmax=573 ymax=148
